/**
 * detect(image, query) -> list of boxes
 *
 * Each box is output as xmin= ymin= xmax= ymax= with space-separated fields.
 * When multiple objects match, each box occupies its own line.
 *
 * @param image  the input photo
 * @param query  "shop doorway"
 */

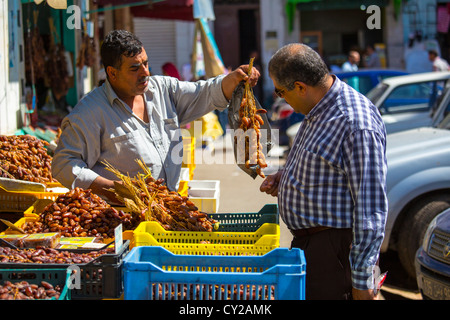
xmin=238 ymin=9 xmax=258 ymax=65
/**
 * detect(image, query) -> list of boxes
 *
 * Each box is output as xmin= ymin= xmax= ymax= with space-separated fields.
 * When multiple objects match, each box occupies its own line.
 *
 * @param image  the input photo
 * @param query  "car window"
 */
xmin=366 ymin=83 xmax=388 ymax=104
xmin=341 ymin=76 xmax=373 ymax=94
xmin=380 ymin=81 xmax=443 ymax=113
xmin=438 ymin=112 xmax=450 ymax=129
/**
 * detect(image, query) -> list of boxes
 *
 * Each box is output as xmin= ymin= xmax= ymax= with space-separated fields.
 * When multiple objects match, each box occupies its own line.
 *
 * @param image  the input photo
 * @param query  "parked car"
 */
xmin=415 ymin=208 xmax=450 ymax=299
xmin=269 ymin=97 xmax=304 ymax=146
xmin=383 ymin=85 xmax=450 ymax=278
xmin=336 ymin=69 xmax=408 ymax=95
xmin=366 ymin=71 xmax=450 ymax=134
xmin=286 ymin=72 xmax=450 ymax=147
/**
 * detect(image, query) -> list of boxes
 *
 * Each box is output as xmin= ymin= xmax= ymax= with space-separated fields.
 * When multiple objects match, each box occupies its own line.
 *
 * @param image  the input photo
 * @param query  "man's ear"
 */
xmin=295 ymin=81 xmax=307 ymax=96
xmin=106 ymin=66 xmax=117 ymax=81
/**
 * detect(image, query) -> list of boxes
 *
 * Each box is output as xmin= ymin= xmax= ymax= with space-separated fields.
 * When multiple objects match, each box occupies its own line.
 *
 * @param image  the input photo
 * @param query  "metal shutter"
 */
xmin=134 ymin=17 xmax=176 ymax=76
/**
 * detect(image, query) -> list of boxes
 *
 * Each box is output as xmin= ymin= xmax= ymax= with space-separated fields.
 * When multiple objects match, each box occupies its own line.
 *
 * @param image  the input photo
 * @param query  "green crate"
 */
xmin=210 ymin=204 xmax=279 ymax=232
xmin=0 ymin=268 xmax=71 ymax=300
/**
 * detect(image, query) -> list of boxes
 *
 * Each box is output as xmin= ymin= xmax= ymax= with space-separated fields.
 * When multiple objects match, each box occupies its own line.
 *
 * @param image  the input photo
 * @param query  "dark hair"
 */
xmin=100 ymin=30 xmax=144 ymax=72
xmin=268 ymin=43 xmax=329 ymax=90
xmin=428 ymin=49 xmax=438 ymax=57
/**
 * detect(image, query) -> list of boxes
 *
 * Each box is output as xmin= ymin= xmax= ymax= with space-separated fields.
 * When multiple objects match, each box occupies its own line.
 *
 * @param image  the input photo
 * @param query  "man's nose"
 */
xmin=139 ymin=64 xmax=150 ymax=77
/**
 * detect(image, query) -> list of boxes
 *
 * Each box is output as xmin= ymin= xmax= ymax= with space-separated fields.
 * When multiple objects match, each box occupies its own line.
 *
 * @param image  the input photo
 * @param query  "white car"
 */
xmin=366 ymin=71 xmax=450 ymax=134
xmin=384 ymin=85 xmax=450 ymax=278
xmin=286 ymin=71 xmax=450 ymax=144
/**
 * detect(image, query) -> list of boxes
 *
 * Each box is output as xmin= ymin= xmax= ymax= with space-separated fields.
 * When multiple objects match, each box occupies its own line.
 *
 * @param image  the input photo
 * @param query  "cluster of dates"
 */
xmin=235 ymin=59 xmax=267 ymax=178
xmin=0 ymin=246 xmax=113 ymax=264
xmin=151 ymin=283 xmax=275 ymax=300
xmin=0 ymin=280 xmax=62 ymax=300
xmin=23 ymin=187 xmax=140 ymax=238
xmin=132 ymin=176 xmax=217 ymax=232
xmin=0 ymin=135 xmax=54 ymax=184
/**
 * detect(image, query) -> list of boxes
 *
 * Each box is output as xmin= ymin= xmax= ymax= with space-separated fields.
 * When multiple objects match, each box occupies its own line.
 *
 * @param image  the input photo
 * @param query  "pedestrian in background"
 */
xmin=341 ymin=50 xmax=360 ymax=72
xmin=428 ymin=50 xmax=450 ymax=71
xmin=162 ymin=62 xmax=182 ymax=80
xmin=364 ymin=45 xmax=382 ymax=68
xmin=260 ymin=43 xmax=388 ymax=300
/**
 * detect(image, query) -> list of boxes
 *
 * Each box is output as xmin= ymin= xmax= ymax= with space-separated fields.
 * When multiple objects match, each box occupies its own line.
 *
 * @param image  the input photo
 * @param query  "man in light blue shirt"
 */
xmin=341 ymin=50 xmax=360 ymax=72
xmin=52 ymin=30 xmax=259 ymax=202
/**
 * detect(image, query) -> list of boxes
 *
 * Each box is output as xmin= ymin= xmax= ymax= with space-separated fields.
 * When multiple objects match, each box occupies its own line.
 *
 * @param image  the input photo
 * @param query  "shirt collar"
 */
xmin=305 ymin=75 xmax=341 ymax=120
xmin=103 ymin=77 xmax=153 ymax=108
xmin=103 ymin=78 xmax=120 ymax=106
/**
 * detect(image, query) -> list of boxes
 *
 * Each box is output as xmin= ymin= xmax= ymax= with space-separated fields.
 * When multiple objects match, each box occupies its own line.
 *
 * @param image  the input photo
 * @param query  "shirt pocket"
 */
xmin=163 ymin=117 xmax=181 ymax=143
xmin=108 ymin=130 xmax=155 ymax=171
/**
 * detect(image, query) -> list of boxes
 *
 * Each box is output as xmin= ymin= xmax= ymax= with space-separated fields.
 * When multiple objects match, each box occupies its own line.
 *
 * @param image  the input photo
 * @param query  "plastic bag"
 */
xmin=228 ymin=82 xmax=274 ymax=179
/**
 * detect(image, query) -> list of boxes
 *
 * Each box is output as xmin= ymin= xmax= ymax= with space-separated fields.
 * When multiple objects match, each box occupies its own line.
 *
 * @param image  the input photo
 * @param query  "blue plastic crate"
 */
xmin=123 ymin=246 xmax=305 ymax=300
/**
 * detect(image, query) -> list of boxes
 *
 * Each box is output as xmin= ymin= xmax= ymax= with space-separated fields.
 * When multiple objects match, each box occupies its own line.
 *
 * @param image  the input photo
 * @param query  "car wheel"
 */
xmin=397 ymin=193 xmax=450 ymax=278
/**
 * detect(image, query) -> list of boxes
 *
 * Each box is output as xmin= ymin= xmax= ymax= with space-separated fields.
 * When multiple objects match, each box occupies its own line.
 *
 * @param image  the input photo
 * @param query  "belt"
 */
xmin=290 ymin=226 xmax=331 ymax=238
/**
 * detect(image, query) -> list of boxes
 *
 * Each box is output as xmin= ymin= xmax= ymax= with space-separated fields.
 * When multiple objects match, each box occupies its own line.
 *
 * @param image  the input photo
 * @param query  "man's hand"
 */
xmin=222 ymin=64 xmax=260 ymax=100
xmin=352 ymin=288 xmax=379 ymax=300
xmin=259 ymin=171 xmax=283 ymax=197
xmin=89 ymin=176 xmax=122 ymax=205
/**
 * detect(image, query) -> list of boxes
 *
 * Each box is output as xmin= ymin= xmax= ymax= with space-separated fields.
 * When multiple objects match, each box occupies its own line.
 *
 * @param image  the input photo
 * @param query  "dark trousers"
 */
xmin=291 ymin=228 xmax=353 ymax=300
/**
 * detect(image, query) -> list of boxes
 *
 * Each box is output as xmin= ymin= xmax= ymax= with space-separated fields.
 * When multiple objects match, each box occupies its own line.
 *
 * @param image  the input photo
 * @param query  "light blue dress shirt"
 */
xmin=52 ymin=75 xmax=228 ymax=191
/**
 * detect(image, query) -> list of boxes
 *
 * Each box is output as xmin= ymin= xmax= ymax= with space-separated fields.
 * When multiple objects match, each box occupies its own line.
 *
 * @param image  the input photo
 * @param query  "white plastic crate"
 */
xmin=179 ymin=168 xmax=190 ymax=181
xmin=188 ymin=180 xmax=220 ymax=213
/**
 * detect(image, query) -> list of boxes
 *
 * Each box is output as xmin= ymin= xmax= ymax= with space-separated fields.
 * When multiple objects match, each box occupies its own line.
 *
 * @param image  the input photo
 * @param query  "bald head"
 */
xmin=348 ymin=50 xmax=360 ymax=65
xmin=268 ymin=43 xmax=330 ymax=90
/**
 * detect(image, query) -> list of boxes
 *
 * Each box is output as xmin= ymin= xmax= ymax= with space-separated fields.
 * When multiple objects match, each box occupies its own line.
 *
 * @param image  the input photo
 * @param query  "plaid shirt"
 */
xmin=279 ymin=76 xmax=388 ymax=290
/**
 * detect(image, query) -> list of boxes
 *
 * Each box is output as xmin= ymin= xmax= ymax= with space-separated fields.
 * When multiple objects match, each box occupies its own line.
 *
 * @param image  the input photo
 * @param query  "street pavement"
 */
xmin=190 ymin=133 xmax=292 ymax=248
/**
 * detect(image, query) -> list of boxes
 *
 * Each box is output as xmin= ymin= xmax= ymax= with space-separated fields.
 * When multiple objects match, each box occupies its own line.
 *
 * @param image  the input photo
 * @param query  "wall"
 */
xmin=0 ymin=0 xmax=24 ymax=134
xmin=133 ymin=17 xmax=194 ymax=77
xmin=259 ymin=0 xmax=299 ymax=101
xmin=384 ymin=1 xmax=404 ymax=69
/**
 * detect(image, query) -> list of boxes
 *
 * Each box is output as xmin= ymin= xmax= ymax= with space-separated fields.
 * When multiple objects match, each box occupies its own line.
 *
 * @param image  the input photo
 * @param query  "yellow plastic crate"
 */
xmin=181 ymin=136 xmax=196 ymax=180
xmin=177 ymin=180 xmax=189 ymax=197
xmin=0 ymin=182 xmax=67 ymax=212
xmin=131 ymin=221 xmax=280 ymax=255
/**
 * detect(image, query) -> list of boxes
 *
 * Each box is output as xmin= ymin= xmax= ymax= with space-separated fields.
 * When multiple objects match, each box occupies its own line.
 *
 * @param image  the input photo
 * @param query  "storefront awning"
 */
xmin=94 ymin=0 xmax=214 ymax=21
xmin=130 ymin=0 xmax=194 ymax=21
xmin=296 ymin=0 xmax=389 ymax=11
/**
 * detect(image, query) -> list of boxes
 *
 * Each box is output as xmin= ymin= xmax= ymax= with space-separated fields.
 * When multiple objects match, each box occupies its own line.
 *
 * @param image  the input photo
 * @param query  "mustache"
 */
xmin=139 ymin=76 xmax=150 ymax=83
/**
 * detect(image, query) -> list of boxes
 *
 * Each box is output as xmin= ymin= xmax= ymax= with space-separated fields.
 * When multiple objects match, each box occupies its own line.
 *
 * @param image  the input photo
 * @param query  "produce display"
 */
xmin=22 ymin=187 xmax=139 ymax=238
xmin=235 ymin=58 xmax=268 ymax=178
xmin=0 ymin=246 xmax=113 ymax=264
xmin=104 ymin=160 xmax=217 ymax=232
xmin=0 ymin=135 xmax=54 ymax=184
xmin=76 ymin=33 xmax=97 ymax=69
xmin=0 ymin=233 xmax=61 ymax=249
xmin=25 ymin=26 xmax=46 ymax=83
xmin=0 ymin=280 xmax=63 ymax=300
xmin=151 ymin=283 xmax=275 ymax=300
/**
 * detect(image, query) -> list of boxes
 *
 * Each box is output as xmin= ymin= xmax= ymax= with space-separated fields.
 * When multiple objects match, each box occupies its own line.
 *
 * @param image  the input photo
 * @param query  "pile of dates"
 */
xmin=0 ymin=280 xmax=63 ymax=300
xmin=0 ymin=246 xmax=114 ymax=264
xmin=23 ymin=187 xmax=140 ymax=238
xmin=151 ymin=283 xmax=276 ymax=300
xmin=0 ymin=135 xmax=55 ymax=184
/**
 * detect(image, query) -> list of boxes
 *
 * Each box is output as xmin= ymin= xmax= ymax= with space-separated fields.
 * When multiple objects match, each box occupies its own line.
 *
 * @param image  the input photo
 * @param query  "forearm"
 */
xmin=52 ymin=118 xmax=101 ymax=190
xmin=221 ymin=64 xmax=260 ymax=100
xmin=221 ymin=71 xmax=246 ymax=100
xmin=89 ymin=176 xmax=121 ymax=204
xmin=343 ymin=130 xmax=388 ymax=290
